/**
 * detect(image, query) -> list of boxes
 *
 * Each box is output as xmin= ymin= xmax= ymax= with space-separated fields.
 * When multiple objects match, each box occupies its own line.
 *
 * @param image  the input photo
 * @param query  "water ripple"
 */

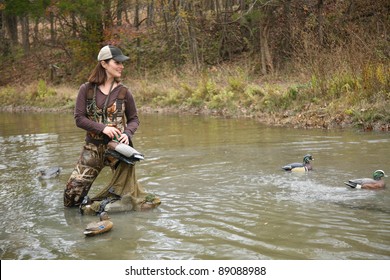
xmin=1 ymin=113 xmax=389 ymax=260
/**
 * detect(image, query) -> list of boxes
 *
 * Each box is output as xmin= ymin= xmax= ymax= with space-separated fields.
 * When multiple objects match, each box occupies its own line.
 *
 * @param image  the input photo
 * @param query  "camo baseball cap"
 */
xmin=97 ymin=45 xmax=129 ymax=62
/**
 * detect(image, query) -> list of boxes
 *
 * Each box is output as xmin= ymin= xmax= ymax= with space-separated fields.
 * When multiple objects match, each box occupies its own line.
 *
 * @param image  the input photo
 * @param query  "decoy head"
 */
xmin=79 ymin=195 xmax=92 ymax=215
xmin=303 ymin=154 xmax=313 ymax=164
xmin=373 ymin=170 xmax=387 ymax=180
xmin=81 ymin=195 xmax=91 ymax=205
xmin=145 ymin=193 xmax=156 ymax=202
xmin=99 ymin=211 xmax=110 ymax=221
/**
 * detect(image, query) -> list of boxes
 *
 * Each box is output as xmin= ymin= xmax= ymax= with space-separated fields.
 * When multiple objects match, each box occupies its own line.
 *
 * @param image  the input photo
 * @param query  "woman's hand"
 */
xmin=103 ymin=126 xmax=121 ymax=140
xmin=103 ymin=126 xmax=129 ymax=144
xmin=117 ymin=133 xmax=129 ymax=145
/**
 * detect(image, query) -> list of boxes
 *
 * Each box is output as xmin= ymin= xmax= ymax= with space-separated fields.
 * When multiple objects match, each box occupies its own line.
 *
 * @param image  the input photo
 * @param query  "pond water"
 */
xmin=0 ymin=112 xmax=389 ymax=260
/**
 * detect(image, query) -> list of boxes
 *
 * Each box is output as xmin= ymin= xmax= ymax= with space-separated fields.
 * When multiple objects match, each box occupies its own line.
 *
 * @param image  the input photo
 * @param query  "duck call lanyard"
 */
xmin=93 ymin=80 xmax=115 ymax=124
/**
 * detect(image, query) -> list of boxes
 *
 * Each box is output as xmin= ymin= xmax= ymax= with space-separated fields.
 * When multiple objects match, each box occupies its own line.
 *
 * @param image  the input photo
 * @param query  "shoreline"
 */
xmin=2 ymin=104 xmax=389 ymax=132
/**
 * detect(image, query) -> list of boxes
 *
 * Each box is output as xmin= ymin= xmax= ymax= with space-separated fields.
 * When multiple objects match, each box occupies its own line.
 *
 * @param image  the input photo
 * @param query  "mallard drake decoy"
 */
xmin=282 ymin=154 xmax=313 ymax=172
xmin=344 ymin=170 xmax=387 ymax=189
xmin=37 ymin=167 xmax=61 ymax=179
xmin=139 ymin=194 xmax=161 ymax=211
xmin=83 ymin=212 xmax=113 ymax=237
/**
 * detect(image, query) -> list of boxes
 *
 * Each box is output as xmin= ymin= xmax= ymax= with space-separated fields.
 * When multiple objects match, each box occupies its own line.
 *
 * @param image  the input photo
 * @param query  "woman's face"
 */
xmin=102 ymin=59 xmax=124 ymax=79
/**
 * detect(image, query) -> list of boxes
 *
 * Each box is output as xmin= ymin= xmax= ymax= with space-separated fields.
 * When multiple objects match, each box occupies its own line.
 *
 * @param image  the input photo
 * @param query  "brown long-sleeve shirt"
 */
xmin=74 ymin=83 xmax=139 ymax=142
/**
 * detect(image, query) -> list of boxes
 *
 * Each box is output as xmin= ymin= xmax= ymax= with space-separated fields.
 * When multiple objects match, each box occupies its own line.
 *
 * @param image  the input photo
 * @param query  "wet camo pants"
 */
xmin=64 ymin=142 xmax=116 ymax=207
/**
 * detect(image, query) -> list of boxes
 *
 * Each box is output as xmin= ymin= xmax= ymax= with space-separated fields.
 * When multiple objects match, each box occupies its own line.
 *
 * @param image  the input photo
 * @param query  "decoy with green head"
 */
xmin=282 ymin=154 xmax=314 ymax=172
xmin=344 ymin=170 xmax=387 ymax=189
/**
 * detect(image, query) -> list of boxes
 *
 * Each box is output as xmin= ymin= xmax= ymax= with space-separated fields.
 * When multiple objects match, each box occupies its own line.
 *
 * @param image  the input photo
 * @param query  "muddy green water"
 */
xmin=0 ymin=112 xmax=389 ymax=260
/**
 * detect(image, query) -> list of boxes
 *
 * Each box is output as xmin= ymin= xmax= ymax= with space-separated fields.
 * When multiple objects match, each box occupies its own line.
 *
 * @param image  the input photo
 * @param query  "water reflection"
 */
xmin=0 ymin=112 xmax=389 ymax=260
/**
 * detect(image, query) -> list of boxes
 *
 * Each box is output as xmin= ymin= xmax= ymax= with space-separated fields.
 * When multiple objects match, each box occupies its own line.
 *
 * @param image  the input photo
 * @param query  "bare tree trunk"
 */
xmin=259 ymin=23 xmax=273 ymax=74
xmin=187 ymin=17 xmax=200 ymax=69
xmin=215 ymin=0 xmax=221 ymax=21
xmin=49 ymin=12 xmax=56 ymax=45
xmin=0 ymin=9 xmax=3 ymax=41
xmin=71 ymin=12 xmax=77 ymax=37
xmin=317 ymin=0 xmax=324 ymax=46
xmin=124 ymin=0 xmax=131 ymax=24
xmin=135 ymin=0 xmax=141 ymax=71
xmin=0 ymin=8 xmax=11 ymax=56
xmin=161 ymin=0 xmax=169 ymax=33
xmin=223 ymin=0 xmax=232 ymax=10
xmin=263 ymin=25 xmax=273 ymax=73
xmin=20 ymin=15 xmax=30 ymax=53
xmin=239 ymin=0 xmax=245 ymax=11
xmin=147 ymin=0 xmax=155 ymax=26
xmin=33 ymin=17 xmax=39 ymax=46
xmin=5 ymin=14 xmax=18 ymax=46
xmin=172 ymin=1 xmax=185 ymax=66
xmin=184 ymin=2 xmax=200 ymax=68
xmin=204 ymin=0 xmax=214 ymax=10
xmin=259 ymin=24 xmax=266 ymax=75
xmin=117 ymin=0 xmax=124 ymax=26
xmin=134 ymin=0 xmax=139 ymax=28
xmin=283 ymin=0 xmax=293 ymax=54
xmin=217 ymin=0 xmax=229 ymax=60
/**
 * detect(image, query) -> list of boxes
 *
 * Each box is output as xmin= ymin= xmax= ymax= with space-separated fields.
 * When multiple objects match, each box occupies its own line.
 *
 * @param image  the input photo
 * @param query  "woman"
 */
xmin=64 ymin=45 xmax=140 ymax=208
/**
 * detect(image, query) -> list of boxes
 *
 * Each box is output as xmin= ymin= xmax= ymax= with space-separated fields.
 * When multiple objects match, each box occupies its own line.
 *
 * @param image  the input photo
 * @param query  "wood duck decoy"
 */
xmin=37 ymin=167 xmax=61 ymax=179
xmin=282 ymin=154 xmax=314 ymax=172
xmin=83 ymin=212 xmax=113 ymax=237
xmin=344 ymin=170 xmax=387 ymax=189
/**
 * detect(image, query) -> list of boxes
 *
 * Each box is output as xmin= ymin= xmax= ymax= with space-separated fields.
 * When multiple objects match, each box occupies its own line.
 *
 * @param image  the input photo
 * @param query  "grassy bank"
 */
xmin=1 ymin=62 xmax=389 ymax=131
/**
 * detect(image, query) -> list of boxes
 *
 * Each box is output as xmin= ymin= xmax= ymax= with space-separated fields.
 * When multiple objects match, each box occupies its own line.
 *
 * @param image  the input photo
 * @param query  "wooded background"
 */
xmin=1 ymin=0 xmax=389 ymax=84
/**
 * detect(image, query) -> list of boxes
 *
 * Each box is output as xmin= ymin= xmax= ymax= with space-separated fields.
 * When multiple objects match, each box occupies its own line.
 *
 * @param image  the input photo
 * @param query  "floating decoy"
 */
xmin=282 ymin=154 xmax=314 ymax=172
xmin=37 ymin=167 xmax=61 ymax=179
xmin=104 ymin=193 xmax=134 ymax=213
xmin=344 ymin=170 xmax=387 ymax=189
xmin=83 ymin=212 xmax=113 ymax=237
xmin=103 ymin=192 xmax=161 ymax=213
xmin=139 ymin=194 xmax=162 ymax=211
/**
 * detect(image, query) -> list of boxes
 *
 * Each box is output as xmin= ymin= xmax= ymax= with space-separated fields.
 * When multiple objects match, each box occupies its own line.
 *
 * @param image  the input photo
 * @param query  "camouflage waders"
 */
xmin=63 ymin=142 xmax=118 ymax=207
xmin=64 ymin=83 xmax=127 ymax=207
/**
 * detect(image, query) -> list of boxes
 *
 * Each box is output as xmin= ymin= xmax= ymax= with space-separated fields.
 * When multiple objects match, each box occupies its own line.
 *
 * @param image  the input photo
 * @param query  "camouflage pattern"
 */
xmin=64 ymin=142 xmax=119 ymax=207
xmin=86 ymin=87 xmax=126 ymax=142
xmin=64 ymin=98 xmax=125 ymax=207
